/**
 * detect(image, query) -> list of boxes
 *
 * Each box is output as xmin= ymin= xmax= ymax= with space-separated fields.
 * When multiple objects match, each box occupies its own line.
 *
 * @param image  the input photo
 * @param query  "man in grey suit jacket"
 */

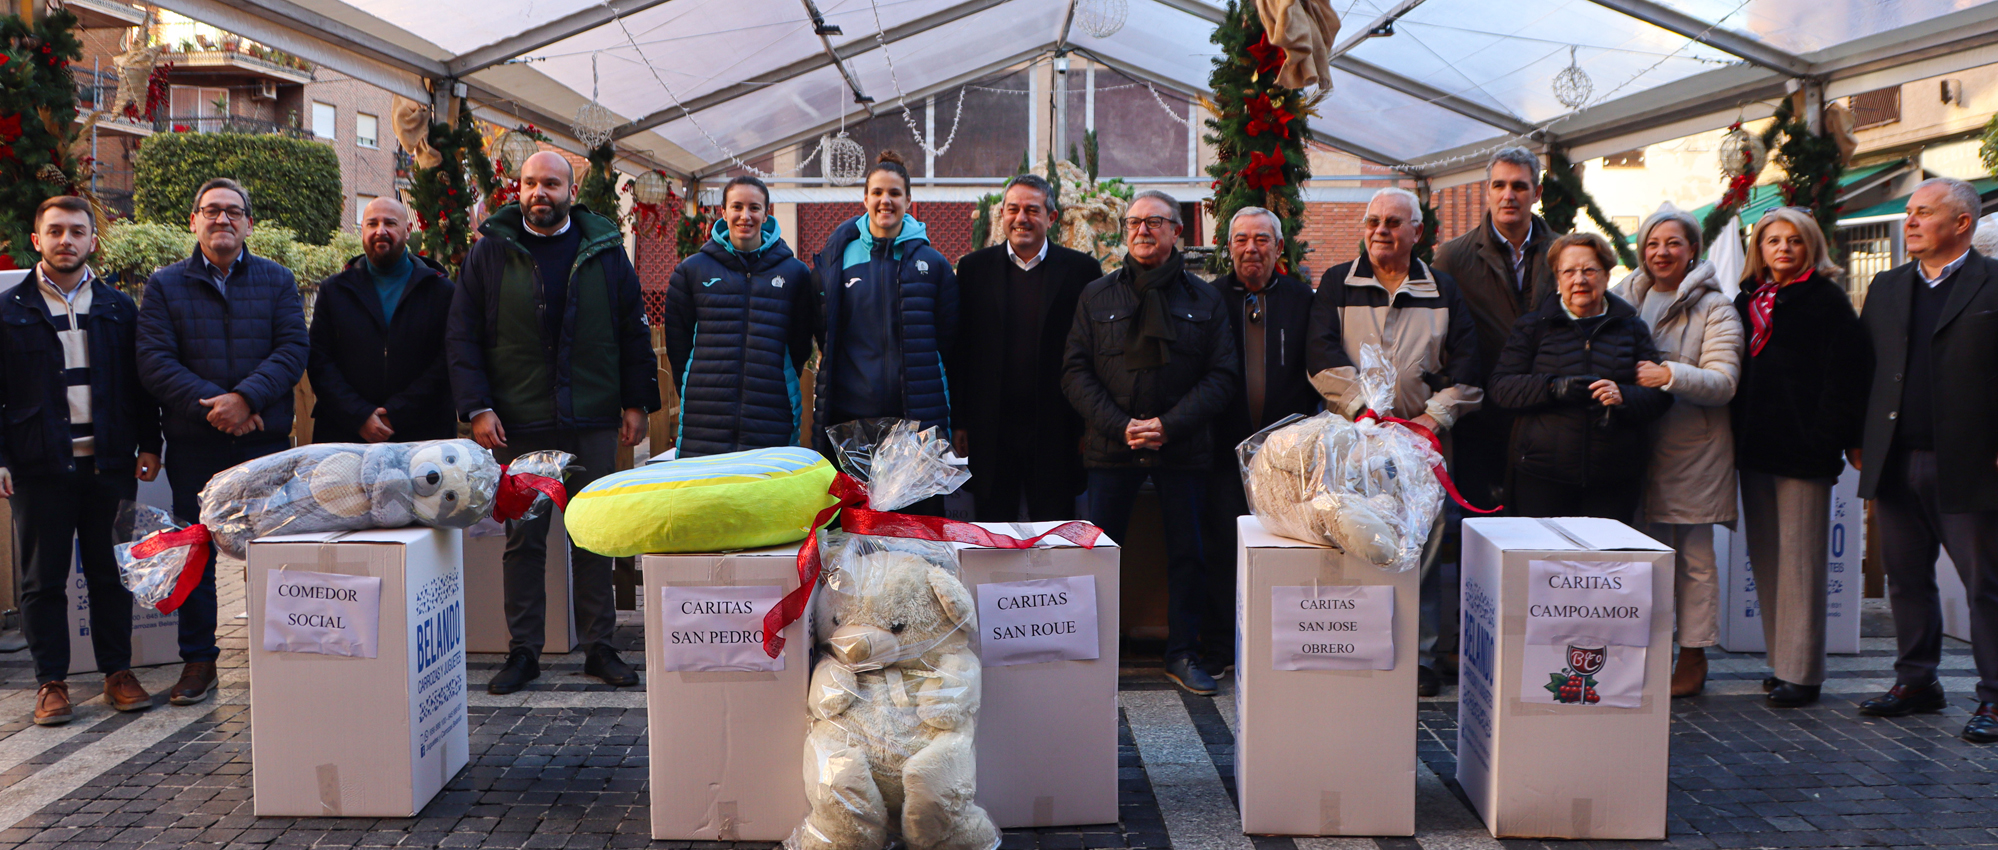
xmin=1852 ymin=177 xmax=1998 ymax=743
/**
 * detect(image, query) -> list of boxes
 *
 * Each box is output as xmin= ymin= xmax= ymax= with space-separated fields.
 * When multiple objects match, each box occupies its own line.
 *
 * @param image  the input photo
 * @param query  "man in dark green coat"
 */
xmin=446 ymin=151 xmax=660 ymax=694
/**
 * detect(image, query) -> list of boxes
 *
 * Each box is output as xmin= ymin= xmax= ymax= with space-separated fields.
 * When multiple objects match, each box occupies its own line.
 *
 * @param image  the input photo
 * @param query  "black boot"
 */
xmin=1858 ymin=681 xmax=1946 ymax=717
xmin=585 ymin=645 xmax=639 ymax=687
xmin=488 ymin=648 xmax=540 ymax=695
xmin=1767 ymin=679 xmax=1820 ymax=708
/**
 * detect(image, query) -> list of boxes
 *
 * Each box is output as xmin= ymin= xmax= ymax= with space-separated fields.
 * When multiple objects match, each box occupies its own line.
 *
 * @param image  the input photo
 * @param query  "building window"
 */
xmin=1849 ymin=87 xmax=1901 ymax=130
xmin=1602 ymin=148 xmax=1646 ymax=168
xmin=355 ymin=112 xmax=378 ymax=149
xmin=312 ymin=101 xmax=336 ymax=140
xmin=356 ymin=194 xmax=376 ymax=227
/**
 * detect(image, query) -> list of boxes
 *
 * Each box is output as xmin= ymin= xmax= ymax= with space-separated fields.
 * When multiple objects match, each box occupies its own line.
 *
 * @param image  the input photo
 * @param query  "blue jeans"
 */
xmin=167 ymin=437 xmax=289 ymax=663
xmin=1087 ymin=467 xmax=1209 ymax=662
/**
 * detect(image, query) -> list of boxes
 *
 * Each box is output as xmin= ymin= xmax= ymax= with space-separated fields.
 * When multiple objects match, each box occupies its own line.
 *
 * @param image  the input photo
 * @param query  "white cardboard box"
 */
xmin=1459 ymin=517 xmax=1673 ymax=840
xmin=1236 ymin=516 xmax=1418 ymax=837
xmin=642 ymin=543 xmax=811 ymax=842
xmin=958 ymin=521 xmax=1122 ymax=829
xmin=1939 ymin=551 xmax=1971 ymax=641
xmin=247 ymin=528 xmax=469 ymax=817
xmin=462 ymin=508 xmax=577 ymax=655
xmin=1714 ymin=463 xmax=1864 ymax=654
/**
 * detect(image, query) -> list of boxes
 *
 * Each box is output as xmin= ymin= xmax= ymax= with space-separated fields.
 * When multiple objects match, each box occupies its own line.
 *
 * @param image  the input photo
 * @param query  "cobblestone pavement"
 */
xmin=0 ymin=564 xmax=1992 ymax=850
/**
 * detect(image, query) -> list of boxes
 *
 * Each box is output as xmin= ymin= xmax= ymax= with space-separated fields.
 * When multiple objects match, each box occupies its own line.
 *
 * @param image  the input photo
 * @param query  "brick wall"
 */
xmin=796 ymin=201 xmax=978 ymax=265
xmin=302 ymin=70 xmax=400 ymax=236
xmin=1294 ymin=182 xmax=1492 ymax=282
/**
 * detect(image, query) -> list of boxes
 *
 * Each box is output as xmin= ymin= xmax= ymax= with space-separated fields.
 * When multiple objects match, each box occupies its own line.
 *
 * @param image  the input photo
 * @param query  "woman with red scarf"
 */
xmin=1731 ymin=207 xmax=1874 ymax=708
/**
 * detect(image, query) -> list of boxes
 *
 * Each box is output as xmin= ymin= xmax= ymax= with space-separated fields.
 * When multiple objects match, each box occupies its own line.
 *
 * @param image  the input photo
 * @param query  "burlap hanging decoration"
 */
xmin=1253 ymin=0 xmax=1340 ymax=91
xmin=392 ymin=96 xmax=443 ymax=169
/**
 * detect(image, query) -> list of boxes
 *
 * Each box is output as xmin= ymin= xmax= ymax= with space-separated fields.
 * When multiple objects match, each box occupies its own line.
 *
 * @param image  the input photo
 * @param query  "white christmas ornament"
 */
xmin=1718 ymin=126 xmax=1768 ymax=179
xmin=632 ymin=169 xmax=674 ymax=206
xmin=1075 ymin=0 xmax=1128 ymax=39
xmin=822 ymin=132 xmax=866 ymax=186
xmin=572 ymin=55 xmax=617 ymax=150
xmin=495 ymin=130 xmax=540 ymax=175
xmin=1552 ymin=46 xmax=1592 ymax=110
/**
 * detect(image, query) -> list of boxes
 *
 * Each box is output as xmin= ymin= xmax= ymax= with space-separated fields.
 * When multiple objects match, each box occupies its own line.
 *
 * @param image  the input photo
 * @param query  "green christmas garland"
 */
xmin=0 ymin=10 xmax=85 ymax=269
xmin=408 ymin=99 xmax=500 ymax=272
xmin=1768 ymin=96 xmax=1844 ymax=240
xmin=1203 ymin=1 xmax=1311 ymax=277
xmin=577 ymin=141 xmax=618 ymax=221
xmin=1539 ymin=149 xmax=1636 ymax=268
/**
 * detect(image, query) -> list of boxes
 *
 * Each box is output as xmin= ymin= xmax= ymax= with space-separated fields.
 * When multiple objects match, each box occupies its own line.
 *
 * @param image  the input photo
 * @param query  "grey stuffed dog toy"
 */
xmin=199 ymin=439 xmax=504 ymax=559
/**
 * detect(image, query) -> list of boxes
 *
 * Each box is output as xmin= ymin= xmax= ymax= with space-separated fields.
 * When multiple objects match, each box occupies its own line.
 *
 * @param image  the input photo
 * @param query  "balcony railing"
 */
xmin=154 ymin=114 xmax=313 ymax=139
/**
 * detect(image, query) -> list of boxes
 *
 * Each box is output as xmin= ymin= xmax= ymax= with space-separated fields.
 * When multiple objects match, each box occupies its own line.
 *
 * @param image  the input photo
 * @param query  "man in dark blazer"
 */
xmin=951 ymin=174 xmax=1102 ymax=521
xmin=1202 ymin=206 xmax=1317 ymax=678
xmin=308 ymin=197 xmax=457 ymax=444
xmin=1853 ymin=177 xmax=1998 ymax=743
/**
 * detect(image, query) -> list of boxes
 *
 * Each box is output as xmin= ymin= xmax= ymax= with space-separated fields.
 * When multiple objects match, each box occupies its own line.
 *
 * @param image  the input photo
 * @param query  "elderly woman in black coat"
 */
xmin=1489 ymin=232 xmax=1674 ymax=519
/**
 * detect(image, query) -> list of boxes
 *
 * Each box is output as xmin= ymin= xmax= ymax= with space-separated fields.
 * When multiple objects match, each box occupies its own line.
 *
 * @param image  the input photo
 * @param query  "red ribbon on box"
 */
xmin=492 ymin=466 xmax=569 ymax=522
xmin=759 ymin=473 xmax=1104 ymax=659
xmin=1356 ymin=410 xmax=1503 ymax=516
xmin=128 ymin=524 xmax=212 ymax=614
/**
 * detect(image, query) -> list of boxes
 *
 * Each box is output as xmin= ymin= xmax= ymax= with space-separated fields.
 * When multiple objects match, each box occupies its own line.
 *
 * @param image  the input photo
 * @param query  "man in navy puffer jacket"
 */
xmin=136 ymin=177 xmax=309 ymax=707
xmin=662 ymin=176 xmax=814 ymax=457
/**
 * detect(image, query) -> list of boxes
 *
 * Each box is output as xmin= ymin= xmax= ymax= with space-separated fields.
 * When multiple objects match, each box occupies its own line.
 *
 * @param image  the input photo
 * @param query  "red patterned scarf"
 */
xmin=1748 ymin=268 xmax=1812 ymax=356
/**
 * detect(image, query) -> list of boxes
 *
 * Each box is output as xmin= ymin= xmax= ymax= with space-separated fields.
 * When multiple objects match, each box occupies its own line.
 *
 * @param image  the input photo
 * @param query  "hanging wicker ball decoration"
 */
xmin=495 ymin=129 xmax=541 ymax=174
xmin=1552 ymin=45 xmax=1592 ymax=110
xmin=572 ymin=102 xmax=617 ymax=150
xmin=1718 ymin=126 xmax=1768 ymax=179
xmin=1074 ymin=0 xmax=1128 ymax=39
xmin=822 ymin=131 xmax=866 ymax=186
xmin=632 ymin=169 xmax=674 ymax=206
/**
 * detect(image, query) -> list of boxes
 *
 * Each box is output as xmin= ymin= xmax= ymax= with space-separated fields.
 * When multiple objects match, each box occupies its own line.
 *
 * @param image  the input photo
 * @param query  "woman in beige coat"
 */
xmin=1610 ymin=207 xmax=1744 ymax=697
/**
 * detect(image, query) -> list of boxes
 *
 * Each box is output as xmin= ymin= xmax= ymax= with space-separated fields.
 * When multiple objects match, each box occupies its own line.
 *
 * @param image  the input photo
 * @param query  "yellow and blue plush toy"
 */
xmin=564 ymin=447 xmax=840 ymax=557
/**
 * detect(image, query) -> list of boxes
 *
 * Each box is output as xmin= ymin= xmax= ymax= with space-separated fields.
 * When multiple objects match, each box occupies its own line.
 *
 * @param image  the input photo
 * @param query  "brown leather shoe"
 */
xmin=1671 ymin=646 xmax=1708 ymax=698
xmin=33 ymin=682 xmax=72 ymax=726
xmin=104 ymin=670 xmax=153 ymax=712
xmin=168 ymin=662 xmax=217 ymax=706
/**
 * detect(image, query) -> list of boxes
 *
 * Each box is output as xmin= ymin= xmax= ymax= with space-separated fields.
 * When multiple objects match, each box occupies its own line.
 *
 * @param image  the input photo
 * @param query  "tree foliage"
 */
xmin=1203 ymin=2 xmax=1311 ymax=276
xmin=134 ymin=131 xmax=343 ymax=245
xmin=0 ymin=9 xmax=86 ymax=268
xmin=406 ymin=99 xmax=500 ymax=272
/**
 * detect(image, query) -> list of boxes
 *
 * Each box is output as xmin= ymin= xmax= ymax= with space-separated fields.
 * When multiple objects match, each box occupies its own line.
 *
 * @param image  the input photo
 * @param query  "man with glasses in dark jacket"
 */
xmin=137 ymin=177 xmax=309 ymax=708
xmin=308 ymin=197 xmax=456 ymax=445
xmin=448 ymin=151 xmax=660 ymax=695
xmin=1064 ymin=190 xmax=1240 ymax=695
xmin=4 ymin=196 xmax=163 ymax=725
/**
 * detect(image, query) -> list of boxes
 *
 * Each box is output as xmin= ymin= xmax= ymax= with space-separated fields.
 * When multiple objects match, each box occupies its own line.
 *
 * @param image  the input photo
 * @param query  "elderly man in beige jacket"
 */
xmin=1610 ymin=206 xmax=1744 ymax=697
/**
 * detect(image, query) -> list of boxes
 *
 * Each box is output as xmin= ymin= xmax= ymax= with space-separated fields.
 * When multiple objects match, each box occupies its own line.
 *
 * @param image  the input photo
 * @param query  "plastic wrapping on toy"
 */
xmin=494 ymin=449 xmax=577 ymax=522
xmin=825 ymin=418 xmax=969 ymax=512
xmin=785 ymin=530 xmax=1000 ymax=850
xmin=198 ymin=439 xmax=506 ymax=560
xmin=1238 ymin=346 xmax=1446 ymax=572
xmin=113 ymin=502 xmax=208 ymax=613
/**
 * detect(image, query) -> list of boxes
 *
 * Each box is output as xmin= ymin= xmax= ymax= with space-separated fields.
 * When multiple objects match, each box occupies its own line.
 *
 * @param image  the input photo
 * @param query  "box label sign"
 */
xmin=1524 ymin=560 xmax=1653 ymax=648
xmin=1270 ymin=585 xmax=1395 ymax=671
xmin=976 ymin=575 xmax=1101 ymax=667
xmin=658 ymin=585 xmax=786 ymax=672
xmin=263 ymin=568 xmax=383 ymax=658
xmin=411 ymin=567 xmax=466 ymax=757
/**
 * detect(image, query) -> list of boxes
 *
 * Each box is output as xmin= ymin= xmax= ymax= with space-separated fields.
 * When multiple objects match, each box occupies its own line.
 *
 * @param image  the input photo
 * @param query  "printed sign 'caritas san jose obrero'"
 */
xmin=564 ymin=447 xmax=840 ymax=557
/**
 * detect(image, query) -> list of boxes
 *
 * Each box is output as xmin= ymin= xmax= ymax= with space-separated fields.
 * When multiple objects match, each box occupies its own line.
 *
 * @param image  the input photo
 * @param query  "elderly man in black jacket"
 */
xmin=1202 ymin=205 xmax=1316 ymax=678
xmin=308 ymin=197 xmax=456 ymax=444
xmin=952 ymin=174 xmax=1102 ymax=521
xmin=1064 ymin=190 xmax=1240 ymax=695
xmin=1853 ymin=177 xmax=1998 ymax=743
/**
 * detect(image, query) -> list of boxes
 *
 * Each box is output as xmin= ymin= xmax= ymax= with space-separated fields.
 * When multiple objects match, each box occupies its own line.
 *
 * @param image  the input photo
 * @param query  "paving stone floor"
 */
xmin=0 ymin=565 xmax=1990 ymax=850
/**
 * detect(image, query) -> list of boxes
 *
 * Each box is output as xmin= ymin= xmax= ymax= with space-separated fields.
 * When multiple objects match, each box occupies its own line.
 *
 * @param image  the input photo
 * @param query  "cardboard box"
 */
xmin=462 ymin=509 xmax=577 ymax=655
xmin=1939 ymin=551 xmax=1970 ymax=641
xmin=247 ymin=528 xmax=468 ymax=817
xmin=1235 ymin=517 xmax=1418 ymax=836
xmin=642 ymin=542 xmax=811 ymax=842
xmin=1459 ymin=518 xmax=1673 ymax=840
xmin=957 ymin=522 xmax=1122 ymax=829
xmin=1714 ymin=463 xmax=1864 ymax=654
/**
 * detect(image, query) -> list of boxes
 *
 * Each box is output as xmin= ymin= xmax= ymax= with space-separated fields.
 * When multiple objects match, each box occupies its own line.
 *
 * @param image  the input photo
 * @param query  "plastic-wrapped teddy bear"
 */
xmin=790 ymin=535 xmax=999 ymax=850
xmin=199 ymin=439 xmax=502 ymax=559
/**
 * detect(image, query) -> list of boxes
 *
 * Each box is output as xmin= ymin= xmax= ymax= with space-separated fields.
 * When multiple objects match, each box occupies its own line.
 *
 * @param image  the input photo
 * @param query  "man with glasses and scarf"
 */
xmin=137 ymin=177 xmax=309 ymax=707
xmin=1200 ymin=206 xmax=1317 ymax=681
xmin=1063 ymin=190 xmax=1240 ymax=695
xmin=1306 ymin=187 xmax=1483 ymax=697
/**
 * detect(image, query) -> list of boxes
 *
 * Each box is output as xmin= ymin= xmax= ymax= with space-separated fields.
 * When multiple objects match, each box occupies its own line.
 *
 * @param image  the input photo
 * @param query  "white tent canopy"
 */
xmin=134 ymin=0 xmax=1998 ymax=182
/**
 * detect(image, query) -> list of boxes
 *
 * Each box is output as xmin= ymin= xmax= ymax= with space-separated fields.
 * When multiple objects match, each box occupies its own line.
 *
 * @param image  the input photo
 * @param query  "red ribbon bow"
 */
xmin=1355 ymin=411 xmax=1503 ymax=515
xmin=128 ymin=525 xmax=212 ymax=614
xmin=1244 ymin=94 xmax=1293 ymax=139
xmin=1242 ymin=149 xmax=1288 ymax=191
xmin=492 ymin=465 xmax=569 ymax=522
xmin=1246 ymin=34 xmax=1287 ymax=75
xmin=760 ymin=474 xmax=1104 ymax=658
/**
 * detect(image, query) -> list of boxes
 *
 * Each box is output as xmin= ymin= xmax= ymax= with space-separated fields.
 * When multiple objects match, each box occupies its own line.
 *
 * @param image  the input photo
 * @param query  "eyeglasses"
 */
xmin=1246 ymin=292 xmax=1263 ymax=324
xmin=1557 ymin=267 xmax=1606 ymax=280
xmin=197 ymin=206 xmax=248 ymax=222
xmin=1124 ymin=216 xmax=1174 ymax=232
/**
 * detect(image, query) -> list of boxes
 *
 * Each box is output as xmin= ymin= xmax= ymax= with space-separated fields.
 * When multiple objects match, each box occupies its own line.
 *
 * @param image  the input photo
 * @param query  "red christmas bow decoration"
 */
xmin=492 ymin=465 xmax=569 ymax=522
xmin=1356 ymin=410 xmax=1503 ymax=515
xmin=127 ymin=525 xmax=212 ymax=614
xmin=1244 ymin=94 xmax=1292 ymax=139
xmin=761 ymin=473 xmax=1104 ymax=659
xmin=1246 ymin=34 xmax=1286 ymax=75
xmin=1242 ymin=149 xmax=1287 ymax=191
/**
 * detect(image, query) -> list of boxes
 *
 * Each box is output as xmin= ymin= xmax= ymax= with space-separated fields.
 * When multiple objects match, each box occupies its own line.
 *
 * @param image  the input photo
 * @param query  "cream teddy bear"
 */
xmin=792 ymin=544 xmax=999 ymax=850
